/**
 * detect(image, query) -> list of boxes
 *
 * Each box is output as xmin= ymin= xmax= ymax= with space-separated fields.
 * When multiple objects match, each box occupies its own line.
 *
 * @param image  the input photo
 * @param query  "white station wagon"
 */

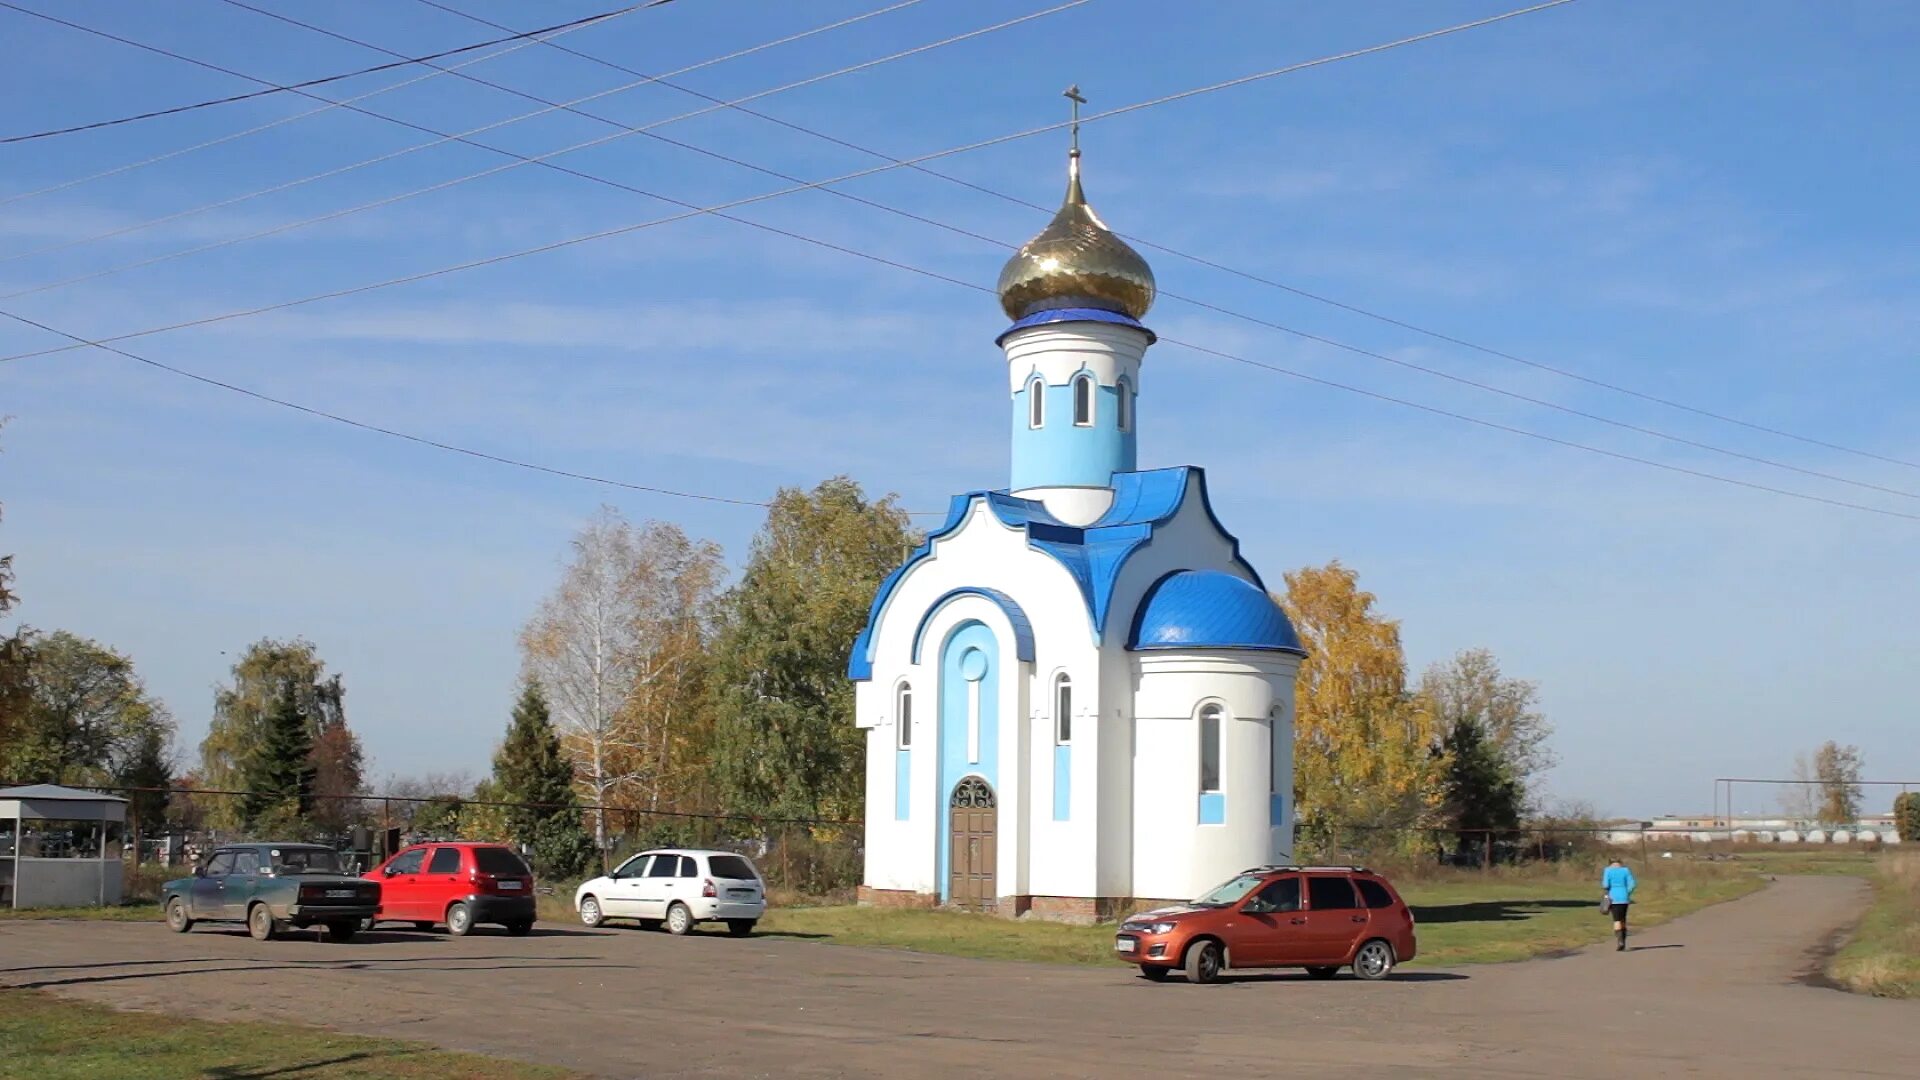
xmin=575 ymin=848 xmax=767 ymax=936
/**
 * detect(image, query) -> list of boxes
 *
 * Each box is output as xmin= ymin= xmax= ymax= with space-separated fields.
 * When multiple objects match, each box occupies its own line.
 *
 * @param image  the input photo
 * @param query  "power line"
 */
xmin=0 ymin=0 xmax=690 ymax=235
xmin=189 ymin=1 xmax=1920 ymax=504
xmin=20 ymin=4 xmax=1890 ymax=517
xmin=0 ymin=305 xmax=776 ymax=509
xmin=0 ymin=0 xmax=1064 ymax=299
xmin=0 ymin=1 xmax=675 ymax=145
xmin=0 ymin=0 xmax=1559 ymax=343
xmin=413 ymin=0 xmax=1920 ymax=479
xmin=11 ymin=3 xmax=1913 ymax=504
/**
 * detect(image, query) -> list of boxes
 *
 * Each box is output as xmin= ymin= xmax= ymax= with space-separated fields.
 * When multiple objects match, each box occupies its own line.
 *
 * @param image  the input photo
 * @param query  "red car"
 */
xmin=365 ymin=842 xmax=536 ymax=936
xmin=1115 ymin=865 xmax=1417 ymax=983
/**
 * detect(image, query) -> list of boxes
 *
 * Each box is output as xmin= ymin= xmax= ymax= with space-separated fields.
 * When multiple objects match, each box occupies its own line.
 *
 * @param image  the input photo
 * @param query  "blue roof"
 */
xmin=995 ymin=306 xmax=1156 ymax=346
xmin=848 ymin=467 xmax=1265 ymax=679
xmin=1128 ymin=570 xmax=1306 ymax=655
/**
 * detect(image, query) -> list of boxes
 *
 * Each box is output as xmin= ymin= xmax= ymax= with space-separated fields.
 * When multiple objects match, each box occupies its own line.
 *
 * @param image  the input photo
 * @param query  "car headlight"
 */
xmin=1149 ymin=921 xmax=1176 ymax=935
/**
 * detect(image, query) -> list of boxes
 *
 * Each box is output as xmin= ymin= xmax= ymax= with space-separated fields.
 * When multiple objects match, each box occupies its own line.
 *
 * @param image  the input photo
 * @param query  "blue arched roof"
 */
xmin=1128 ymin=570 xmax=1306 ymax=655
xmin=995 ymin=306 xmax=1156 ymax=346
xmin=908 ymin=588 xmax=1036 ymax=666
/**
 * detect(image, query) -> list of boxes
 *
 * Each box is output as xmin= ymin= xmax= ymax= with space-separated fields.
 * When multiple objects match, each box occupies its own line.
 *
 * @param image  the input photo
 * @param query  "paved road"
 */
xmin=2 ymin=876 xmax=1915 ymax=1078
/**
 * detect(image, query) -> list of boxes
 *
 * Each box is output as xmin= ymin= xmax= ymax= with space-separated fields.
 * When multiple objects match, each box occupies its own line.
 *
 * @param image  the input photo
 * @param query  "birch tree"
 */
xmin=521 ymin=508 xmax=723 ymax=847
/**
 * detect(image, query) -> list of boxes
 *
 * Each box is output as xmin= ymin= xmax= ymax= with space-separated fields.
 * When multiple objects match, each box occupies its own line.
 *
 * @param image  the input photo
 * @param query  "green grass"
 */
xmin=0 ymin=989 xmax=579 ymax=1080
xmin=0 ymin=902 xmax=161 ymax=922
xmin=750 ymin=861 xmax=1763 ymax=968
xmin=1829 ymin=852 xmax=1920 ymax=999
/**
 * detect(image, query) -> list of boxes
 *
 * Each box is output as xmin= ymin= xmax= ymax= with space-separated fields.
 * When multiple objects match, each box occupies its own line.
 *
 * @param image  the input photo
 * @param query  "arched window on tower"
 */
xmin=1053 ymin=673 xmax=1072 ymax=744
xmin=1027 ymin=376 xmax=1046 ymax=429
xmin=1116 ymin=376 xmax=1133 ymax=432
xmin=1072 ymin=372 xmax=1095 ymax=427
xmin=896 ymin=683 xmax=913 ymax=750
xmin=1199 ymin=703 xmax=1224 ymax=794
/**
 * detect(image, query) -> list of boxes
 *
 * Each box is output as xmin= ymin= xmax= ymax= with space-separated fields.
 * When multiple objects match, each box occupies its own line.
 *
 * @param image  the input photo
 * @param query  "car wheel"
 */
xmin=578 ymin=895 xmax=604 ymax=928
xmin=726 ymin=919 xmax=756 ymax=938
xmin=412 ymin=921 xmax=436 ymax=931
xmin=325 ymin=920 xmax=358 ymax=943
xmin=445 ymin=902 xmax=473 ymax=937
xmin=665 ymin=902 xmax=693 ymax=936
xmin=1352 ymin=939 xmax=1396 ymax=981
xmin=506 ymin=920 xmax=533 ymax=937
xmin=165 ymin=897 xmax=193 ymax=934
xmin=1139 ymin=964 xmax=1170 ymax=982
xmin=247 ymin=904 xmax=278 ymax=942
xmin=1306 ymin=966 xmax=1339 ymax=980
xmin=1184 ymin=939 xmax=1224 ymax=985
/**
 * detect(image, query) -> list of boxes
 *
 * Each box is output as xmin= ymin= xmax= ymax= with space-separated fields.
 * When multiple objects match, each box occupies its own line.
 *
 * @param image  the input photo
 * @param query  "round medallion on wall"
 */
xmin=959 ymin=647 xmax=989 ymax=682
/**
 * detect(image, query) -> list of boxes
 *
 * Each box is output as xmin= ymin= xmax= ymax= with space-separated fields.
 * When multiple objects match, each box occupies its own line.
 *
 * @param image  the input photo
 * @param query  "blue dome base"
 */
xmin=1128 ymin=570 xmax=1306 ymax=655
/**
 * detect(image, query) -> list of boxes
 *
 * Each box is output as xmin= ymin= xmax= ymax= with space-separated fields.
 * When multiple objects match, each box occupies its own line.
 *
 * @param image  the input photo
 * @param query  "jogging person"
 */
xmin=1601 ymin=857 xmax=1638 ymax=951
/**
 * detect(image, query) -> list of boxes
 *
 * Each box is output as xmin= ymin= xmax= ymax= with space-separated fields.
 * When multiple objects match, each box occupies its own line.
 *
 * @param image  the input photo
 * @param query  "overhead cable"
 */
xmin=0 ymin=0 xmax=676 ymax=144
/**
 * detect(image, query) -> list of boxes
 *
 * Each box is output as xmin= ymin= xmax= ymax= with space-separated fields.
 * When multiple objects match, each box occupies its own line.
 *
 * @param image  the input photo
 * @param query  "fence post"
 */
xmin=1483 ymin=830 xmax=1493 ymax=871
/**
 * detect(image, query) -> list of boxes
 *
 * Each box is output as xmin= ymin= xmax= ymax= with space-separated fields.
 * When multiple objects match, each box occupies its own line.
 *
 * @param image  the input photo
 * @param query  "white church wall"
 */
xmin=1131 ymin=651 xmax=1299 ymax=901
xmin=858 ymin=500 xmax=1101 ymax=901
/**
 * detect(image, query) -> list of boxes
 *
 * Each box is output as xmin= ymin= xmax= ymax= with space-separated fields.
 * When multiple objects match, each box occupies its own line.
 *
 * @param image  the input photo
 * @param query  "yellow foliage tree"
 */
xmin=1278 ymin=562 xmax=1443 ymax=852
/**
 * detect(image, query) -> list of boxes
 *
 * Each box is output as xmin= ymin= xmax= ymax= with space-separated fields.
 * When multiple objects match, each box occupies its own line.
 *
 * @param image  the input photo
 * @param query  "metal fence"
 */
xmin=25 ymin=781 xmax=862 ymax=896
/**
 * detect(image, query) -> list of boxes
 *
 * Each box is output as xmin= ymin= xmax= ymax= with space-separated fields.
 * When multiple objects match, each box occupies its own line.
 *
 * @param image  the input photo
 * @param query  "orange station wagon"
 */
xmin=1116 ymin=865 xmax=1417 ymax=984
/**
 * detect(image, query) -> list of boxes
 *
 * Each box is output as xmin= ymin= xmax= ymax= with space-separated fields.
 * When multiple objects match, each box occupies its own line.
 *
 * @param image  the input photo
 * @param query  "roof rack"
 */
xmin=1239 ymin=864 xmax=1370 ymax=875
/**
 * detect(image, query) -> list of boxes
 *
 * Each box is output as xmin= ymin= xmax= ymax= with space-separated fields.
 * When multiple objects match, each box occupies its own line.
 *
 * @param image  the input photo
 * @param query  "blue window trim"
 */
xmin=894 ymin=750 xmax=911 ymax=821
xmin=1269 ymin=793 xmax=1286 ymax=828
xmin=1199 ymin=792 xmax=1226 ymax=826
xmin=1052 ymin=745 xmax=1071 ymax=821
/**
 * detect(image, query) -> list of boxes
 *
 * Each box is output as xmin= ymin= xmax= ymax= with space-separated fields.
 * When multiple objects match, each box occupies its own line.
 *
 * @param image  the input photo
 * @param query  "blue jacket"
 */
xmin=1602 ymin=864 xmax=1637 ymax=904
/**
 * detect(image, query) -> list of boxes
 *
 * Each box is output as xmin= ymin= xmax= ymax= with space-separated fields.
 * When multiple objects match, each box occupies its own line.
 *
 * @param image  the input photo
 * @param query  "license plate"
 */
xmin=325 ymin=889 xmax=354 ymax=898
xmin=497 ymin=881 xmax=523 ymax=890
xmin=728 ymin=889 xmax=754 ymax=898
xmin=1115 ymin=938 xmax=1136 ymax=953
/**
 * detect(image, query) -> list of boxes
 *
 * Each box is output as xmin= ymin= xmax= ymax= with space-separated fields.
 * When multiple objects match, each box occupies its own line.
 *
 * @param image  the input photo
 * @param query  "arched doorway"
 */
xmin=948 ymin=776 xmax=997 ymax=911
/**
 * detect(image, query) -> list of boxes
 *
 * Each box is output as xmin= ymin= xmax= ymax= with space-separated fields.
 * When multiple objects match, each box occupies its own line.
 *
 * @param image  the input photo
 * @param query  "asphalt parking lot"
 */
xmin=3 ymin=875 xmax=1916 ymax=1079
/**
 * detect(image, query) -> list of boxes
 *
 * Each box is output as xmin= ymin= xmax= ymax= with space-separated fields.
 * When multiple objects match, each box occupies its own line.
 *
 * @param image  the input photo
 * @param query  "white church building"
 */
xmin=848 ymin=137 xmax=1305 ymax=921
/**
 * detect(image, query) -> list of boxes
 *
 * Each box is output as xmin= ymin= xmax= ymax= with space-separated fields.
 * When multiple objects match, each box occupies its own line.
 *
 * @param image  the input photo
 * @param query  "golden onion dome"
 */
xmin=996 ymin=151 xmax=1156 ymax=322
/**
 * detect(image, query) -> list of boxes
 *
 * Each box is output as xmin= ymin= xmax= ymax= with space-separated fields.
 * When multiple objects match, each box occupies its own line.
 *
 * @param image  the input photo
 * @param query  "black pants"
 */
xmin=1609 ymin=902 xmax=1629 ymax=924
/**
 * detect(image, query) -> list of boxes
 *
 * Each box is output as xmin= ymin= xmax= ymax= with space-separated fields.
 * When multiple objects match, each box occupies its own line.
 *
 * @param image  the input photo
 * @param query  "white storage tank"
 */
xmin=1756 ymin=830 xmax=1777 ymax=843
xmin=1831 ymin=830 xmax=1853 ymax=844
xmin=1854 ymin=830 xmax=1878 ymax=844
xmin=1806 ymin=829 xmax=1828 ymax=844
xmin=1731 ymin=830 xmax=1754 ymax=843
xmin=1777 ymin=829 xmax=1802 ymax=844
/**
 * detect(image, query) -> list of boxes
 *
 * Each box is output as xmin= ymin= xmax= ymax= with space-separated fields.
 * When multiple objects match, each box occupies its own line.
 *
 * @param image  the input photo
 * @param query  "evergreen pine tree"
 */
xmin=491 ymin=682 xmax=593 ymax=877
xmin=1437 ymin=715 xmax=1524 ymax=863
xmin=243 ymin=679 xmax=315 ymax=829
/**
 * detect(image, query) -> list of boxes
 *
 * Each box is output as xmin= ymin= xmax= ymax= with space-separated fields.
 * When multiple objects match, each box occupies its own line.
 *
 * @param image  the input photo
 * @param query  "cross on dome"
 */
xmin=994 ymin=86 xmax=1156 ymax=322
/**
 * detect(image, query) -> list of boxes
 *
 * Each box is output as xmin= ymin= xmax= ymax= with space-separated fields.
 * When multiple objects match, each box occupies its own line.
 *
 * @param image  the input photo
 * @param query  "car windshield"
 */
xmin=1192 ymin=873 xmax=1265 ymax=908
xmin=271 ymin=848 xmax=341 ymax=875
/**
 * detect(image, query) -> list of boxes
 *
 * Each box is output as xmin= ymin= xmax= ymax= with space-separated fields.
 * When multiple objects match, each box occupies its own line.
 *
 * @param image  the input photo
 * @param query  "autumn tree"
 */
xmin=1420 ymin=649 xmax=1553 ymax=796
xmin=521 ymin=508 xmax=723 ymax=849
xmin=200 ymin=639 xmax=362 ymax=833
xmin=709 ymin=478 xmax=917 ymax=821
xmin=1278 ymin=561 xmax=1442 ymax=851
xmin=1814 ymin=741 xmax=1864 ymax=825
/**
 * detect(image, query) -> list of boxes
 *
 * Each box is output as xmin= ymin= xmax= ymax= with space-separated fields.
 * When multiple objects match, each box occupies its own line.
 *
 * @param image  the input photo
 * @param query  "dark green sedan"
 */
xmin=162 ymin=843 xmax=380 ymax=942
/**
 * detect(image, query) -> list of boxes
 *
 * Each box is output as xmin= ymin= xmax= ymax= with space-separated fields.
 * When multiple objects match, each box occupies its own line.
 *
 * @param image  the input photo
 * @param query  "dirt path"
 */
xmin=2 ymin=876 xmax=1914 ymax=1078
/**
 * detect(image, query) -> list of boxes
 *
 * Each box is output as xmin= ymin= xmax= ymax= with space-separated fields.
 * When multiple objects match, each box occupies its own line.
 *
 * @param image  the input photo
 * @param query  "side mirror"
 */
xmin=193 ymin=865 xmax=206 ymax=878
xmin=383 ymin=866 xmax=398 ymax=877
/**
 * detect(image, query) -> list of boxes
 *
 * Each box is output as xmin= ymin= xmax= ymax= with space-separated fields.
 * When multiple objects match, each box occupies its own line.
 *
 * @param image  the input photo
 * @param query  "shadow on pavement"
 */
xmin=1210 ymin=970 xmax=1469 ymax=985
xmin=1410 ymin=899 xmax=1592 ymax=924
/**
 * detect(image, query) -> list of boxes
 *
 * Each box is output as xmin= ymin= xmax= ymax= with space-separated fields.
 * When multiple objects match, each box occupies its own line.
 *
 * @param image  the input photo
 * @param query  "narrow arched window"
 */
xmin=1053 ymin=673 xmax=1072 ymax=744
xmin=1072 ymin=373 xmax=1095 ymax=427
xmin=896 ymin=683 xmax=913 ymax=750
xmin=1199 ymin=703 xmax=1224 ymax=793
xmin=1116 ymin=376 xmax=1133 ymax=432
xmin=1027 ymin=376 xmax=1045 ymax=428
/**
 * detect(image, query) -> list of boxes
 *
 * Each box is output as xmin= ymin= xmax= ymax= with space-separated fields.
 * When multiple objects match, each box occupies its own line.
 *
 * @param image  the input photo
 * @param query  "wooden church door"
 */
xmin=948 ymin=777 xmax=997 ymax=911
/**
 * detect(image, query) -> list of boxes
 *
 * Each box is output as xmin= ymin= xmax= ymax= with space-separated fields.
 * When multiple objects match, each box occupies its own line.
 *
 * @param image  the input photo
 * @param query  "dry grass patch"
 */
xmin=1830 ymin=852 xmax=1920 ymax=999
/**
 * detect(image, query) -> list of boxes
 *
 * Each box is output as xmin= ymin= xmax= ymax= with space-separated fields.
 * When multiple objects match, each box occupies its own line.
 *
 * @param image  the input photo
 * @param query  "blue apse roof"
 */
xmin=1128 ymin=570 xmax=1306 ymax=655
xmin=848 ymin=467 xmax=1265 ymax=680
xmin=995 ymin=307 xmax=1157 ymax=346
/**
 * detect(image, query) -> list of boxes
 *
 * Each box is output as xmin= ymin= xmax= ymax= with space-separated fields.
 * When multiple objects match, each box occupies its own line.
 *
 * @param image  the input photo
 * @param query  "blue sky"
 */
xmin=2 ymin=0 xmax=1916 ymax=818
